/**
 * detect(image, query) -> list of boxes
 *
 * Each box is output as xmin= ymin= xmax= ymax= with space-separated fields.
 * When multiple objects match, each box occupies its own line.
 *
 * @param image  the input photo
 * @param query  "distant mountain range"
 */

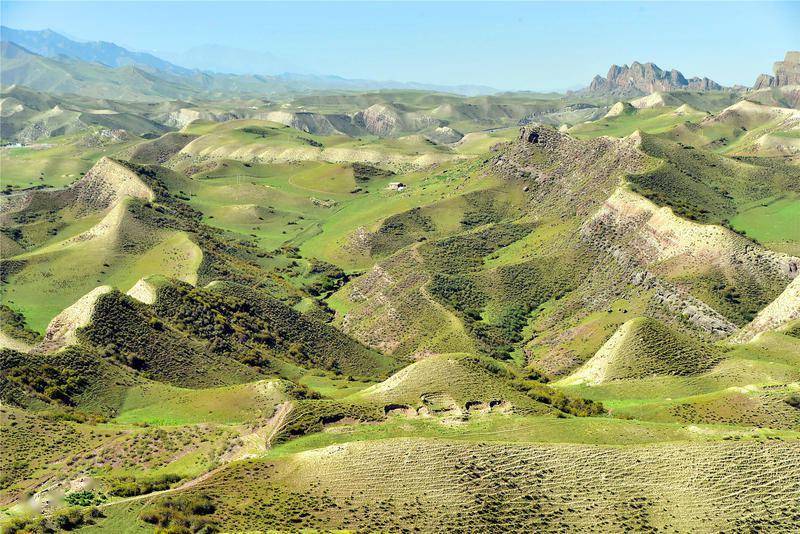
xmin=0 ymin=26 xmax=192 ymax=76
xmin=581 ymin=61 xmax=724 ymax=96
xmin=0 ymin=26 xmax=497 ymax=98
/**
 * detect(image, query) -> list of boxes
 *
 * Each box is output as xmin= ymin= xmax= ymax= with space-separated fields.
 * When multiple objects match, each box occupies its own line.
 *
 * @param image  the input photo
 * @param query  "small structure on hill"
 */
xmin=387 ymin=182 xmax=406 ymax=191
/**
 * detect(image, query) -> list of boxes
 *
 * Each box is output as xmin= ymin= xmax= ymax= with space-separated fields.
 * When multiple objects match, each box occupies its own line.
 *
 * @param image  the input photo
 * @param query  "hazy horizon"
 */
xmin=2 ymin=1 xmax=799 ymax=91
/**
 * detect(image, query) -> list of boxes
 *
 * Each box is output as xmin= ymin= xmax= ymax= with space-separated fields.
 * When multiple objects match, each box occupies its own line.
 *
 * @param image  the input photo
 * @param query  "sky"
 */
xmin=2 ymin=1 xmax=798 ymax=91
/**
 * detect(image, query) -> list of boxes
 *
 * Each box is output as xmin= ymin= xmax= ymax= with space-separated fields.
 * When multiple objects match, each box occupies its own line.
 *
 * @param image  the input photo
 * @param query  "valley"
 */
xmin=1 ymin=21 xmax=799 ymax=534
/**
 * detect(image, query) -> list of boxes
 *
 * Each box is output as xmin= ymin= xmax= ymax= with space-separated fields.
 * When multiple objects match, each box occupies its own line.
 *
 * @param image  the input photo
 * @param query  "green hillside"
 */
xmin=2 ymin=38 xmax=800 ymax=533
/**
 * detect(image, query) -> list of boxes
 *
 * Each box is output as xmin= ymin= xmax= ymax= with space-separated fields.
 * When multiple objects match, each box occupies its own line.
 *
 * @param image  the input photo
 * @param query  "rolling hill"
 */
xmin=2 ymin=40 xmax=800 ymax=533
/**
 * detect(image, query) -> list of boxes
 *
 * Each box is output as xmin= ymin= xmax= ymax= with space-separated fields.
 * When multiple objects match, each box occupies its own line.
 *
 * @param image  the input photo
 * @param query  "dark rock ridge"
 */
xmin=753 ymin=51 xmax=800 ymax=89
xmin=583 ymin=61 xmax=722 ymax=96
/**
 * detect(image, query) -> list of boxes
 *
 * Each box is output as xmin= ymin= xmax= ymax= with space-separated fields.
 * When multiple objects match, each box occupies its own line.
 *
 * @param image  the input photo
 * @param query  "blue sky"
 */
xmin=2 ymin=1 xmax=798 ymax=90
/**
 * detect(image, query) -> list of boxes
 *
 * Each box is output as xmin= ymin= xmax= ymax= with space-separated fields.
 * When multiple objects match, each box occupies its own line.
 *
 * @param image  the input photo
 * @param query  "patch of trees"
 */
xmin=352 ymin=162 xmax=394 ymax=183
xmin=420 ymin=223 xmax=534 ymax=274
xmin=240 ymin=126 xmax=276 ymax=138
xmin=140 ymin=493 xmax=218 ymax=533
xmin=5 ymin=507 xmax=103 ymax=533
xmin=1 ymin=348 xmax=98 ymax=407
xmin=510 ymin=379 xmax=604 ymax=417
xmin=0 ymin=304 xmax=42 ymax=344
xmin=299 ymin=136 xmax=323 ymax=148
xmin=307 ymin=258 xmax=349 ymax=296
xmin=107 ymin=473 xmax=182 ymax=497
xmin=0 ymin=259 xmax=26 ymax=284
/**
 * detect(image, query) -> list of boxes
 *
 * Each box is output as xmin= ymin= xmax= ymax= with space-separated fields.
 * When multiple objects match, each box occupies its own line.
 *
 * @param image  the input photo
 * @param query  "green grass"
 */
xmin=266 ymin=413 xmax=795 ymax=459
xmin=114 ymin=380 xmax=286 ymax=425
xmin=558 ymin=333 xmax=800 ymax=429
xmin=4 ymin=215 xmax=201 ymax=333
xmin=0 ymin=130 xmax=140 ymax=189
xmin=730 ymin=194 xmax=800 ymax=247
xmin=298 ymin=373 xmax=376 ymax=399
xmin=569 ymin=107 xmax=706 ymax=139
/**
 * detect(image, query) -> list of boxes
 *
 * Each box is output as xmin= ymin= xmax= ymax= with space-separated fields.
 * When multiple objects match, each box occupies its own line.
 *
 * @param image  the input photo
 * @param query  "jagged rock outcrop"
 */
xmin=753 ymin=51 xmax=800 ymax=89
xmin=754 ymin=74 xmax=777 ymax=90
xmin=585 ymin=61 xmax=722 ymax=96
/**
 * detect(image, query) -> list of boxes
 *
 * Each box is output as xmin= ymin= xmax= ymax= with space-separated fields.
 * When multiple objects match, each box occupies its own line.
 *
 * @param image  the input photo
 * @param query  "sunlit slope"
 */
xmin=175 ymin=119 xmax=463 ymax=169
xmin=93 ymin=436 xmax=800 ymax=532
xmin=1 ymin=158 xmax=202 ymax=331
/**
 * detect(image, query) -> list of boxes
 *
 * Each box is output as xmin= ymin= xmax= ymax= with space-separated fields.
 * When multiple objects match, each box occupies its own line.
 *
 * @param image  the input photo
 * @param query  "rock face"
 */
xmin=353 ymin=103 xmax=440 ymax=137
xmin=585 ymin=61 xmax=722 ymax=95
xmin=753 ymin=51 xmax=800 ymax=89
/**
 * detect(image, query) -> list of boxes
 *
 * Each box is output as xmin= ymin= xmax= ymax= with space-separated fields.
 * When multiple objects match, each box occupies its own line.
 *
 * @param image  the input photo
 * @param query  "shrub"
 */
xmin=140 ymin=494 xmax=218 ymax=533
xmin=107 ymin=473 xmax=182 ymax=497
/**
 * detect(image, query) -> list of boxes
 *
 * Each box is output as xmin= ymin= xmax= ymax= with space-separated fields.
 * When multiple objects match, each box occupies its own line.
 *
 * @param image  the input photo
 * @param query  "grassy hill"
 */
xmin=3 ymin=76 xmax=800 ymax=532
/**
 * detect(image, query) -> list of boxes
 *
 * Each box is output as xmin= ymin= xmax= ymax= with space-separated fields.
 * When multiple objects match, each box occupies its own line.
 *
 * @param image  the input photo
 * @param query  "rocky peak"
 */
xmin=583 ymin=61 xmax=722 ymax=95
xmin=753 ymin=51 xmax=800 ymax=89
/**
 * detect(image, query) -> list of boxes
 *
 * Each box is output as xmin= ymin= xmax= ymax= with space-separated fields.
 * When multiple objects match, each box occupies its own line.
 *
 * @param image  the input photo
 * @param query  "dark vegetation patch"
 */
xmin=0 ymin=347 xmax=119 ymax=412
xmin=456 ymin=355 xmax=603 ymax=416
xmin=79 ymin=290 xmax=260 ymax=388
xmin=64 ymin=490 xmax=104 ymax=507
xmin=306 ymin=258 xmax=349 ymax=297
xmin=681 ymin=272 xmax=777 ymax=326
xmin=629 ymin=136 xmax=797 ymax=224
xmin=273 ymin=400 xmax=384 ymax=444
xmin=460 ymin=190 xmax=515 ymax=229
xmin=106 ymin=473 xmax=182 ymax=497
xmin=783 ymin=320 xmax=800 ymax=339
xmin=240 ymin=126 xmax=276 ymax=138
xmin=299 ymin=136 xmax=323 ymax=148
xmin=0 ymin=304 xmax=42 ymax=343
xmin=428 ymin=273 xmax=487 ymax=319
xmin=427 ymin=256 xmax=578 ymax=360
xmin=420 ymin=223 xmax=535 ymax=274
xmin=370 ymin=207 xmax=436 ymax=256
xmin=352 ymin=162 xmax=394 ymax=183
xmin=509 ymin=379 xmax=604 ymax=417
xmin=0 ymin=259 xmax=26 ymax=284
xmin=139 ymin=493 xmax=218 ymax=532
xmin=5 ymin=507 xmax=103 ymax=533
xmin=154 ymin=282 xmax=395 ymax=378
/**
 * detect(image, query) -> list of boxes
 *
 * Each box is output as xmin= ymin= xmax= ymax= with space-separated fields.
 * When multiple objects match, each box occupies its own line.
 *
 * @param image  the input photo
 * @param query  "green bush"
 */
xmin=107 ymin=473 xmax=182 ymax=497
xmin=140 ymin=494 xmax=217 ymax=533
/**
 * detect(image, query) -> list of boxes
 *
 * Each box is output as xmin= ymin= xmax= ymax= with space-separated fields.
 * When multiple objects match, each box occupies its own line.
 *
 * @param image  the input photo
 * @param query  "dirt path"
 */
xmin=98 ymin=402 xmax=294 ymax=509
xmin=265 ymin=401 xmax=293 ymax=447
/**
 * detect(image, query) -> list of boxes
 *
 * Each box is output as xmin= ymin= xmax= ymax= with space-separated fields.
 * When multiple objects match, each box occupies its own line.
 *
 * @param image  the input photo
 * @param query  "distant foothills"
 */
xmin=2 ymin=26 xmax=798 ymax=100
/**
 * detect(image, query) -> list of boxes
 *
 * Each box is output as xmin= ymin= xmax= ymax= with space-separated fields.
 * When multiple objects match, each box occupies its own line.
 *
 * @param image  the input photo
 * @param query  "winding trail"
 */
xmin=98 ymin=401 xmax=294 ymax=509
